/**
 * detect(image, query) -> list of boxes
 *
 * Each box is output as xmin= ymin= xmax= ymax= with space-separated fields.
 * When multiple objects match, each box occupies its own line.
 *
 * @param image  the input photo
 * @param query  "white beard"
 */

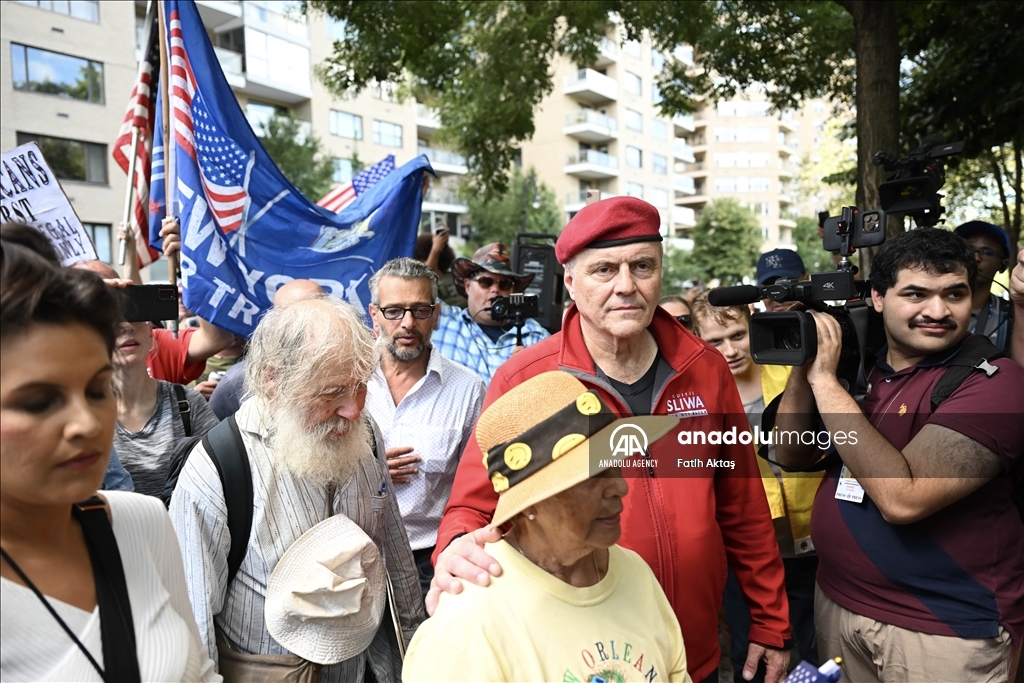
xmin=266 ymin=402 xmax=372 ymax=487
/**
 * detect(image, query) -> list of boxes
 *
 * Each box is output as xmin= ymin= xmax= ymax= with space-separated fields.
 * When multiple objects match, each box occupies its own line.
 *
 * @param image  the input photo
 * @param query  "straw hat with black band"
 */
xmin=475 ymin=371 xmax=677 ymax=528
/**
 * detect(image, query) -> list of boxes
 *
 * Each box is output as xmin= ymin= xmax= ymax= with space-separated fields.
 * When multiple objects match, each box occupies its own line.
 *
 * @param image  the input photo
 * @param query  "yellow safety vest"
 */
xmin=756 ymin=365 xmax=824 ymax=546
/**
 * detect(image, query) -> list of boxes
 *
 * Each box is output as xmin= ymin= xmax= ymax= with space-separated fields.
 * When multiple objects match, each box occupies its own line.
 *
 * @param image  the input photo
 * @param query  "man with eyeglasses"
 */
xmin=364 ymin=258 xmax=485 ymax=598
xmin=954 ymin=220 xmax=1014 ymax=353
xmin=432 ymin=242 xmax=550 ymax=384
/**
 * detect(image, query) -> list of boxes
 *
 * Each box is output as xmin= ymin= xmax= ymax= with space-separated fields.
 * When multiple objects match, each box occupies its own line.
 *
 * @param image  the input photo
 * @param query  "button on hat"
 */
xmin=757 ymin=248 xmax=806 ymax=285
xmin=555 ymin=196 xmax=663 ymax=265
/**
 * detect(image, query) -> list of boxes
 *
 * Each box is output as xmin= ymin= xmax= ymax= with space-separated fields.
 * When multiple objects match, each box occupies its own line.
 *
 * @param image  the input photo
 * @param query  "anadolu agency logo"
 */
xmin=609 ymin=422 xmax=649 ymax=458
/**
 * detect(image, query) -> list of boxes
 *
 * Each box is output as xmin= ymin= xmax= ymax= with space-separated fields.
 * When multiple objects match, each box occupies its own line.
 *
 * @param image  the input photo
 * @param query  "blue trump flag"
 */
xmin=153 ymin=0 xmax=432 ymax=337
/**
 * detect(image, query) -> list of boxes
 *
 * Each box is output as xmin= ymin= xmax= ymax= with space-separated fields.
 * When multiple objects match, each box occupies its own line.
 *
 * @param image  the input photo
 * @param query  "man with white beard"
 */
xmin=170 ymin=296 xmax=424 ymax=683
xmin=364 ymin=259 xmax=485 ymax=598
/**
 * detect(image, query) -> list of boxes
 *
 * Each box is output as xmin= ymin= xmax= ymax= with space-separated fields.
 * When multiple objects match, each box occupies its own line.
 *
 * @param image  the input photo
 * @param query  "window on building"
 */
xmin=372 ymin=81 xmax=398 ymax=102
xmin=624 ymin=71 xmax=641 ymax=95
xmin=244 ymin=27 xmax=310 ymax=89
xmin=778 ymin=131 xmax=787 ymax=145
xmin=332 ymin=158 xmax=353 ymax=184
xmin=626 ymin=182 xmax=644 ymax=198
xmin=246 ymin=101 xmax=286 ymax=135
xmin=748 ymin=202 xmax=771 ymax=216
xmin=135 ymin=10 xmax=147 ymax=51
xmin=83 ymin=223 xmax=112 ymax=263
xmin=625 ymin=109 xmax=643 ymax=131
xmin=651 ymin=119 xmax=668 ymax=140
xmin=626 ymin=146 xmax=642 ymax=168
xmin=714 ymin=178 xmax=736 ymax=193
xmin=16 ymin=132 xmax=107 ymax=184
xmin=10 ymin=44 xmax=103 ymax=103
xmin=330 ymin=110 xmax=363 ymax=139
xmin=373 ymin=120 xmax=403 ymax=147
xmin=750 ymin=177 xmax=771 ymax=192
xmin=624 ymin=40 xmax=642 ymax=58
xmin=652 ymin=154 xmax=668 ymax=175
xmin=16 ymin=0 xmax=99 ymax=22
xmin=813 ymin=101 xmax=826 ymax=114
xmin=750 ymin=102 xmax=770 ymax=117
xmin=651 ymin=83 xmax=662 ymax=105
xmin=649 ymin=187 xmax=669 ymax=208
xmin=651 ymin=50 xmax=665 ymax=70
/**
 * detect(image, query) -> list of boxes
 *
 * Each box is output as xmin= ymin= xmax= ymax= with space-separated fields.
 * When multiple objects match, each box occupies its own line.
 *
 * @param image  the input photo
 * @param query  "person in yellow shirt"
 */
xmin=403 ymin=371 xmax=690 ymax=683
xmin=691 ymin=292 xmax=823 ymax=682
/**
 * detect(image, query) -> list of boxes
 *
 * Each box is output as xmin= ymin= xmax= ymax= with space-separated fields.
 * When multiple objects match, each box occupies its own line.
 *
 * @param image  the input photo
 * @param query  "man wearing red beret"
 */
xmin=430 ymin=196 xmax=791 ymax=683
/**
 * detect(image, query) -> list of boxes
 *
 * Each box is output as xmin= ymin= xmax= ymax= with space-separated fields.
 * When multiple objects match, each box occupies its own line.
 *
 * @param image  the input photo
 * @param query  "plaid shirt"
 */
xmin=433 ymin=302 xmax=550 ymax=384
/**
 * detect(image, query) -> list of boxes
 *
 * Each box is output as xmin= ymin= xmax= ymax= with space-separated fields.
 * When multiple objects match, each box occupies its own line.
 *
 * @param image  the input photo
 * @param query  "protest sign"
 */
xmin=1 ymin=141 xmax=98 ymax=265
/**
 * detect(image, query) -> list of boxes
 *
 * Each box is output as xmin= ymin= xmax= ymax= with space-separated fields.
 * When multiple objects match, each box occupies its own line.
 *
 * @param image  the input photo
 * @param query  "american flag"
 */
xmin=112 ymin=1 xmax=161 ymax=266
xmin=317 ymin=155 xmax=396 ymax=213
xmin=168 ymin=11 xmax=250 ymax=233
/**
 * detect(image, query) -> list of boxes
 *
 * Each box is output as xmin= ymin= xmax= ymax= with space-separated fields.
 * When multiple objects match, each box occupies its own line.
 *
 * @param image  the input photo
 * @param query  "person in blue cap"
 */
xmin=954 ymin=220 xmax=1013 ymax=352
xmin=756 ymin=249 xmax=807 ymax=312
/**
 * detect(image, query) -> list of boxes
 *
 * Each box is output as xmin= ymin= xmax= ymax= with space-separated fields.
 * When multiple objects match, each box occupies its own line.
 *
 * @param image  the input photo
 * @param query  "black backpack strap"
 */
xmin=172 ymin=383 xmax=193 ymax=437
xmin=202 ymin=416 xmax=253 ymax=585
xmin=73 ymin=497 xmax=142 ymax=683
xmin=930 ymin=334 xmax=1005 ymax=411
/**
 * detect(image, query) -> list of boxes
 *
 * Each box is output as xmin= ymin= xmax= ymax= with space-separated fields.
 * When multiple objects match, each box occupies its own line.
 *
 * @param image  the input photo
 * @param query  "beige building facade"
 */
xmin=2 ymin=1 xmax=833 ymax=268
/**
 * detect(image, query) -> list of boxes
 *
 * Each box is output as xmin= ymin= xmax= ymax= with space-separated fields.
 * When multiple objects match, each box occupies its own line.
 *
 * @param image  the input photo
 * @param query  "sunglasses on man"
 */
xmin=471 ymin=274 xmax=515 ymax=291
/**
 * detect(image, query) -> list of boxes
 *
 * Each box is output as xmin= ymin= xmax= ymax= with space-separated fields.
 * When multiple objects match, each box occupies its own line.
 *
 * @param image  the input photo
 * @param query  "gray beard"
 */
xmin=266 ymin=401 xmax=372 ymax=487
xmin=382 ymin=335 xmax=430 ymax=362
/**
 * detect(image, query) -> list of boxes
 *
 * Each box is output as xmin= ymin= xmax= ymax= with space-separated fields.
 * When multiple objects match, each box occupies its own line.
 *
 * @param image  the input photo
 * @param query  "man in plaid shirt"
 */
xmin=433 ymin=243 xmax=549 ymax=384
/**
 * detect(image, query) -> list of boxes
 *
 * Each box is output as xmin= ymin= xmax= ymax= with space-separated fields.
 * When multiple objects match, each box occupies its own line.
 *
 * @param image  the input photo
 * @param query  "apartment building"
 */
xmin=677 ymin=93 xmax=827 ymax=251
xmin=1 ymin=0 xmax=138 ymax=264
xmin=2 ymin=1 xmax=832 ymax=266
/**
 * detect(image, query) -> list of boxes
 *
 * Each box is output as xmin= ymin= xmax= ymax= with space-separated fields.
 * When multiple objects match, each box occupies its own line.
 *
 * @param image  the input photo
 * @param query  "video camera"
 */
xmin=709 ymin=136 xmax=962 ymax=392
xmin=489 ymin=292 xmax=540 ymax=346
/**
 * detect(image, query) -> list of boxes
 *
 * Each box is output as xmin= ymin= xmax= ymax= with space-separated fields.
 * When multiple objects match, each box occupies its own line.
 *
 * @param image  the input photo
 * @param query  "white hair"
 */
xmin=245 ymin=295 xmax=377 ymax=408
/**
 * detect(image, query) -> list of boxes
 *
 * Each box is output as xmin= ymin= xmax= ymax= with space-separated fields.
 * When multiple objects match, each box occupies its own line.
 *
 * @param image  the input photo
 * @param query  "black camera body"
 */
xmin=489 ymin=293 xmax=539 ymax=323
xmin=874 ymin=136 xmax=964 ymax=227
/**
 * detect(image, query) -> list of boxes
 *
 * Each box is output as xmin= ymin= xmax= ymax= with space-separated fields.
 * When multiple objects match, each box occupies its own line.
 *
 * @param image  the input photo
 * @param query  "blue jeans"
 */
xmin=723 ymin=554 xmax=819 ymax=683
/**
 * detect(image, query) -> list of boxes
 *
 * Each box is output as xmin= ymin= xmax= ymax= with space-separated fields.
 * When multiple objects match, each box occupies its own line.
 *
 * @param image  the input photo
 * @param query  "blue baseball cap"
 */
xmin=954 ymin=221 xmax=1011 ymax=259
xmin=757 ymin=249 xmax=806 ymax=285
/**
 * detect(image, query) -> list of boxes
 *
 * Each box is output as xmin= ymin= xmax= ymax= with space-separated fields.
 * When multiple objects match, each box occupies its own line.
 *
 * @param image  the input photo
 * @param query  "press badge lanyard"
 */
xmin=836 ymin=375 xmax=908 ymax=504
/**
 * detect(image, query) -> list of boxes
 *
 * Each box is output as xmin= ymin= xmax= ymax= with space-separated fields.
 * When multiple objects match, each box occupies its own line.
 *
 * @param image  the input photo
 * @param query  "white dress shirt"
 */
xmin=169 ymin=398 xmax=424 ymax=683
xmin=365 ymin=349 xmax=485 ymax=551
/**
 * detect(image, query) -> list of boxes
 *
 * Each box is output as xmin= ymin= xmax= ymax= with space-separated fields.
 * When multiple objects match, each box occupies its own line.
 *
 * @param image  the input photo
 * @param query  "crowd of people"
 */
xmin=1 ymin=196 xmax=1022 ymax=683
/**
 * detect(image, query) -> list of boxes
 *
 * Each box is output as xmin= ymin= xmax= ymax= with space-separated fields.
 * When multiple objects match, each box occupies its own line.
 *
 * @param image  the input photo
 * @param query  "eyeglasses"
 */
xmin=377 ymin=304 xmax=436 ymax=320
xmin=675 ymin=315 xmax=693 ymax=330
xmin=972 ymin=247 xmax=1002 ymax=259
xmin=472 ymin=275 xmax=515 ymax=291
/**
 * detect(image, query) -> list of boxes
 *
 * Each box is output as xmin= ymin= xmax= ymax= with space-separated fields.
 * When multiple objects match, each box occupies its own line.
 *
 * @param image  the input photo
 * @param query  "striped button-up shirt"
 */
xmin=432 ymin=302 xmax=550 ymax=384
xmin=170 ymin=398 xmax=424 ymax=683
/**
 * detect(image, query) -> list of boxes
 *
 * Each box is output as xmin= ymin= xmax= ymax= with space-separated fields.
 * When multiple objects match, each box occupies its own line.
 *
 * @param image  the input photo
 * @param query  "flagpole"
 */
xmin=157 ymin=0 xmax=179 ymax=337
xmin=118 ymin=126 xmax=141 ymax=275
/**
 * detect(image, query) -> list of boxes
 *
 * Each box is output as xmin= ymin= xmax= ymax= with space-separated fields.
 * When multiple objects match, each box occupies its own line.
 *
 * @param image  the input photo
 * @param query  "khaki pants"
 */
xmin=814 ymin=584 xmax=1018 ymax=683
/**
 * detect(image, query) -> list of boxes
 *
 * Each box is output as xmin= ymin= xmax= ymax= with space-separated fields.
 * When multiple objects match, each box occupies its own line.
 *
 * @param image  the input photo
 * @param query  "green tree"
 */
xmin=464 ymin=167 xmax=563 ymax=250
xmin=258 ymin=113 xmax=336 ymax=202
xmin=793 ymin=216 xmax=834 ymax=275
xmin=661 ymin=245 xmax=703 ymax=294
xmin=688 ymin=199 xmax=761 ymax=286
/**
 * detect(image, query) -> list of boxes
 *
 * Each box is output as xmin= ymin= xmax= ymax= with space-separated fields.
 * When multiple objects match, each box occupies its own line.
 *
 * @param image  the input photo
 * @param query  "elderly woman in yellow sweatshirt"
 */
xmin=403 ymin=371 xmax=690 ymax=683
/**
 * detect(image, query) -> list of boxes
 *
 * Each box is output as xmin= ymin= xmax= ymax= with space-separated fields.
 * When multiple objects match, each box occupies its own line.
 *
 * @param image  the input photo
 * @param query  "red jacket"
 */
xmin=435 ymin=306 xmax=790 ymax=682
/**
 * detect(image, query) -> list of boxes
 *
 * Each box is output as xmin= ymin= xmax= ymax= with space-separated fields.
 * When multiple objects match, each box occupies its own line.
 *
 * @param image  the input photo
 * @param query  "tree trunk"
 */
xmin=840 ymin=1 xmax=901 ymax=276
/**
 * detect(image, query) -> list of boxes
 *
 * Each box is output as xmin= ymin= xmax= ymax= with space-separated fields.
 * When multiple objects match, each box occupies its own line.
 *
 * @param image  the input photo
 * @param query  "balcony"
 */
xmin=214 ymin=47 xmax=245 ymax=89
xmin=416 ymin=103 xmax=441 ymax=137
xmin=673 ymin=139 xmax=695 ymax=163
xmin=563 ymin=68 xmax=618 ymax=104
xmin=419 ymin=147 xmax=468 ymax=175
xmin=565 ymin=190 xmax=615 ymax=213
xmin=673 ymin=175 xmax=696 ymax=195
xmin=196 ymin=0 xmax=242 ymax=31
xmin=778 ymin=218 xmax=797 ymax=229
xmin=673 ymin=206 xmax=697 ymax=227
xmin=676 ymin=191 xmax=708 ymax=207
xmin=594 ymin=37 xmax=618 ymax=68
xmin=423 ymin=189 xmax=468 ymax=214
xmin=673 ymin=45 xmax=695 ymax=66
xmin=672 ymin=113 xmax=695 ymax=134
xmin=563 ymin=110 xmax=618 ymax=143
xmin=564 ymin=150 xmax=620 ymax=179
xmin=683 ymin=161 xmax=708 ymax=178
xmin=214 ymin=45 xmax=312 ymax=104
xmin=778 ymin=117 xmax=798 ymax=133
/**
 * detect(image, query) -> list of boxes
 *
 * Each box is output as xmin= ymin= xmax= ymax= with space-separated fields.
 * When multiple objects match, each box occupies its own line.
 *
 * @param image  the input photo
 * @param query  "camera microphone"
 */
xmin=708 ymin=285 xmax=761 ymax=307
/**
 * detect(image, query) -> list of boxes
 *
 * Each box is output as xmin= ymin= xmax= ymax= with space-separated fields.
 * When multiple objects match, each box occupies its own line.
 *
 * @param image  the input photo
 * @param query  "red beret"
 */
xmin=555 ymin=196 xmax=663 ymax=264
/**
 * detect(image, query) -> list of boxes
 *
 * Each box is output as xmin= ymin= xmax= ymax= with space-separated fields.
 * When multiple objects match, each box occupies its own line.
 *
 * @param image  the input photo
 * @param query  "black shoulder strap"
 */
xmin=202 ymin=416 xmax=253 ymax=584
xmin=172 ymin=383 xmax=193 ymax=437
xmin=73 ymin=498 xmax=142 ymax=683
xmin=930 ymin=334 xmax=1005 ymax=411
